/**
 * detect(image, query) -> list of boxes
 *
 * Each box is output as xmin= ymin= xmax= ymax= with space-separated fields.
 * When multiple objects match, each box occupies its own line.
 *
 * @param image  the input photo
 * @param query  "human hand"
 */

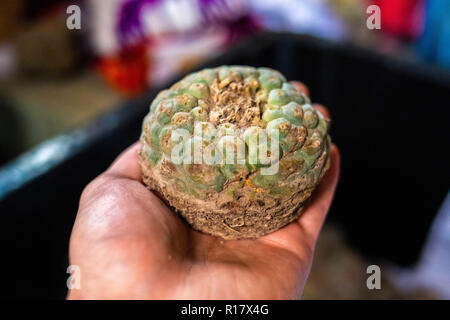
xmin=67 ymin=82 xmax=340 ymax=299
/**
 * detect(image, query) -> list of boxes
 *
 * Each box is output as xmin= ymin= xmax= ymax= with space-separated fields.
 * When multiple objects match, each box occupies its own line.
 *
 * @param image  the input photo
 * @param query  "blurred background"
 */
xmin=0 ymin=0 xmax=449 ymax=299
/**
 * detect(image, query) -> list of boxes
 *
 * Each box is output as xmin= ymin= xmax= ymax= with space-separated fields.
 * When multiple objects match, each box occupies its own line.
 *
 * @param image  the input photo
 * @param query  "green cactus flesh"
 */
xmin=140 ymin=66 xmax=331 ymax=239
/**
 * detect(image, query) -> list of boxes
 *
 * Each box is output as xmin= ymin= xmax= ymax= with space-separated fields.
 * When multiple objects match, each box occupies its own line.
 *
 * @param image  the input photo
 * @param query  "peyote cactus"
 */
xmin=139 ymin=66 xmax=331 ymax=239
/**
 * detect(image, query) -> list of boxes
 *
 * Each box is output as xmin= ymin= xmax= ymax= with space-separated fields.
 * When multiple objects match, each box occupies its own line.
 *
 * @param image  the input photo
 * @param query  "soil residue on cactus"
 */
xmin=209 ymin=76 xmax=261 ymax=127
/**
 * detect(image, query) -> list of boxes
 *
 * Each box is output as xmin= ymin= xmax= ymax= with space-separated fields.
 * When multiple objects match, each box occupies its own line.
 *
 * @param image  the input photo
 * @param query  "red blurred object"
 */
xmin=371 ymin=0 xmax=424 ymax=39
xmin=97 ymin=43 xmax=149 ymax=96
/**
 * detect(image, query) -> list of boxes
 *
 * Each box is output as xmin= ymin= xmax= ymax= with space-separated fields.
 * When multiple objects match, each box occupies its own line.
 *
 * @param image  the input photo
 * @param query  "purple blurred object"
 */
xmin=117 ymin=0 xmax=251 ymax=46
xmin=118 ymin=0 xmax=160 ymax=46
xmin=198 ymin=0 xmax=248 ymax=24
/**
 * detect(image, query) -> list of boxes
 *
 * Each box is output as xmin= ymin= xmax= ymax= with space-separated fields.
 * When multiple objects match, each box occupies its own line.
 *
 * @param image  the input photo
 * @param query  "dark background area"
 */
xmin=0 ymin=33 xmax=449 ymax=299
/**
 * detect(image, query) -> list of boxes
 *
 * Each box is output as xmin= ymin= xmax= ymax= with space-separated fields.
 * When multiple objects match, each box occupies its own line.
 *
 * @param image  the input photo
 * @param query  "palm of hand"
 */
xmin=68 ymin=142 xmax=338 ymax=300
xmin=68 ymin=84 xmax=339 ymax=299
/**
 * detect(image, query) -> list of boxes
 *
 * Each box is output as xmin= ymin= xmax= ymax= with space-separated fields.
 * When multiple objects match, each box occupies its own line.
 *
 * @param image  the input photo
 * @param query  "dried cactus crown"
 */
xmin=140 ymin=66 xmax=330 ymax=239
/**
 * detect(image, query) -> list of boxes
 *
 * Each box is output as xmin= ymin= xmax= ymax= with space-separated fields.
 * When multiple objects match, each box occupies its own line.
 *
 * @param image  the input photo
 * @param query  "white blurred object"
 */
xmin=87 ymin=0 xmax=123 ymax=56
xmin=141 ymin=0 xmax=249 ymax=34
xmin=388 ymin=191 xmax=450 ymax=299
xmin=249 ymin=0 xmax=347 ymax=40
xmin=149 ymin=28 xmax=227 ymax=86
xmin=87 ymin=0 xmax=250 ymax=56
xmin=141 ymin=0 xmax=202 ymax=35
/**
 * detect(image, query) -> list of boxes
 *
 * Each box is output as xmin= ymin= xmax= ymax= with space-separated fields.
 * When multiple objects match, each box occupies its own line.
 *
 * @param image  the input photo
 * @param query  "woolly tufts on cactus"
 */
xmin=139 ymin=66 xmax=331 ymax=239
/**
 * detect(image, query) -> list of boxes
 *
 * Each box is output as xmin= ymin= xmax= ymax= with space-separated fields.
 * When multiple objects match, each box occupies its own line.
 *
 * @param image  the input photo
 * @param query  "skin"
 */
xmin=67 ymin=82 xmax=340 ymax=299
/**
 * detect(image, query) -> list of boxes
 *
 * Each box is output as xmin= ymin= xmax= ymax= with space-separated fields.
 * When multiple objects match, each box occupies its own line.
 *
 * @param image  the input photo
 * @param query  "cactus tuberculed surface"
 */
xmin=139 ymin=66 xmax=331 ymax=239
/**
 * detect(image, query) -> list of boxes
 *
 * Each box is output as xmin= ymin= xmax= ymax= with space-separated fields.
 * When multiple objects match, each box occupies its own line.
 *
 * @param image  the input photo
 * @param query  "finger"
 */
xmin=297 ymin=144 xmax=340 ymax=245
xmin=312 ymin=103 xmax=330 ymax=120
xmin=290 ymin=81 xmax=330 ymax=120
xmin=291 ymin=81 xmax=310 ymax=97
xmin=105 ymin=142 xmax=142 ymax=181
